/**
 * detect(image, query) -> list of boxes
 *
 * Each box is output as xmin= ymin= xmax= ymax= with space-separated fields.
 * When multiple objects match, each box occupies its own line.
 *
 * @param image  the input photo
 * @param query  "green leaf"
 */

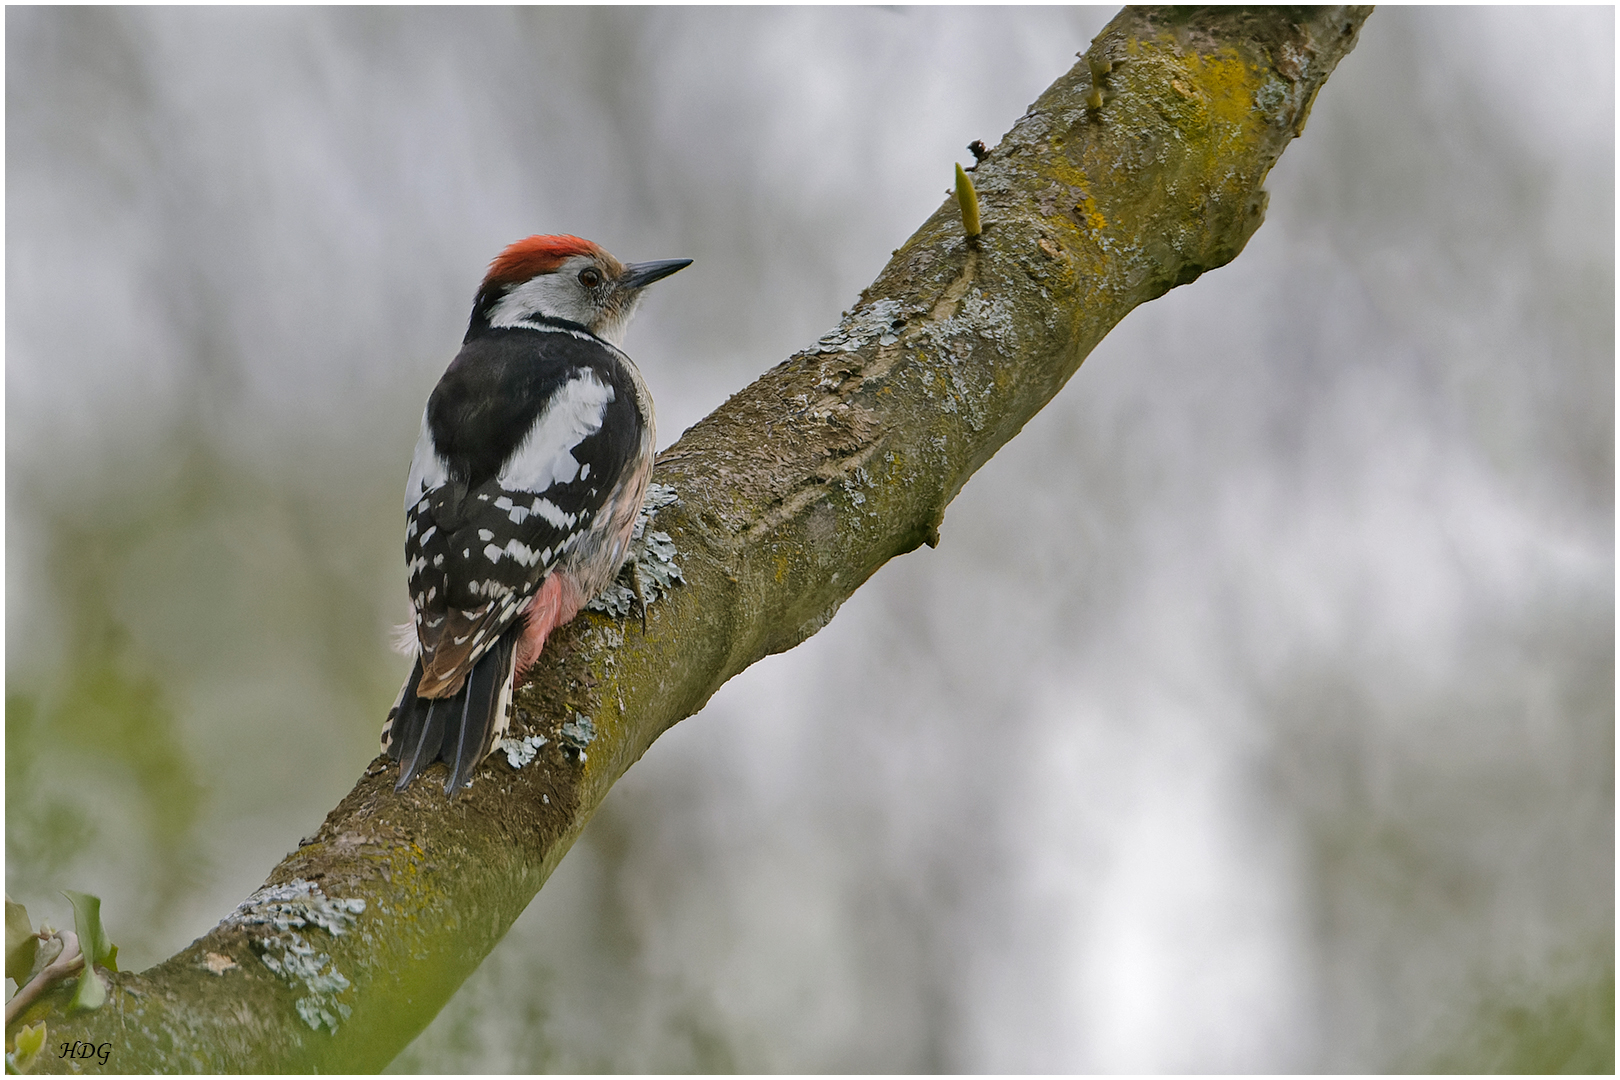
xmin=9 ymin=1021 xmax=47 ymax=1073
xmin=5 ymin=895 xmax=38 ymax=983
xmin=69 ymin=967 xmax=106 ymax=1013
xmin=61 ymin=891 xmax=116 ymax=971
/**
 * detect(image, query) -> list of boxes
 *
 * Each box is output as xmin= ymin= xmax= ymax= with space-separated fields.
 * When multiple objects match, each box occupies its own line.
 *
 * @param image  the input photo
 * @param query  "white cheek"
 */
xmin=489 ymin=274 xmax=595 ymax=328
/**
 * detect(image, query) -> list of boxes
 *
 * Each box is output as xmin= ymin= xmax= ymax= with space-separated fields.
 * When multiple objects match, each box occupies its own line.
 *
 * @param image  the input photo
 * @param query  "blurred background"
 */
xmin=6 ymin=6 xmax=1612 ymax=1071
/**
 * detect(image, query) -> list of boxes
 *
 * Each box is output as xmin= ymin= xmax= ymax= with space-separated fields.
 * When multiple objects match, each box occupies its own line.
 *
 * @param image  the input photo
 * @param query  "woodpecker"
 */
xmin=382 ymin=235 xmax=690 ymax=794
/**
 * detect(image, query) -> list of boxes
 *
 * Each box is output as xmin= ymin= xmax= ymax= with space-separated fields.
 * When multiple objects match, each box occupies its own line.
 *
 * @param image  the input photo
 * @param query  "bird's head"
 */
xmin=468 ymin=234 xmax=691 ymax=347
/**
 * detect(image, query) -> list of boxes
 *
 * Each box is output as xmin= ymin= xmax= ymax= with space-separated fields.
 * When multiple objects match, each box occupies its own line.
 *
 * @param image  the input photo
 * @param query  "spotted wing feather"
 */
xmin=405 ymin=324 xmax=643 ymax=697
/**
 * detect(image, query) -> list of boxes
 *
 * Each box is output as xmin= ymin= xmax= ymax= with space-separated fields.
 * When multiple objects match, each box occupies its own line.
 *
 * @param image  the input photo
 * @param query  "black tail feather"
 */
xmin=399 ymin=698 xmax=445 ymax=792
xmin=446 ymin=634 xmax=512 ymax=794
xmin=445 ymin=685 xmax=475 ymax=791
xmin=385 ymin=632 xmax=517 ymax=796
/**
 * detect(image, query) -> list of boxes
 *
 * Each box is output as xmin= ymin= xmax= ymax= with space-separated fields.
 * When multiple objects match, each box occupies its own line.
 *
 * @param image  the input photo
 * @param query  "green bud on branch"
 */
xmin=955 ymin=163 xmax=981 ymax=241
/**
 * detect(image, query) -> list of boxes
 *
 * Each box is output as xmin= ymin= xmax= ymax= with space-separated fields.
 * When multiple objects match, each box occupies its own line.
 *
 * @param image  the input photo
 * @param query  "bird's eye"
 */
xmin=578 ymin=267 xmax=603 ymax=289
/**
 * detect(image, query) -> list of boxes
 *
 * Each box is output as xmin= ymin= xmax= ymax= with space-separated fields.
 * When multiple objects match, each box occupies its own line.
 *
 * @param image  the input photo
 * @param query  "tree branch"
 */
xmin=14 ymin=6 xmax=1370 ymax=1071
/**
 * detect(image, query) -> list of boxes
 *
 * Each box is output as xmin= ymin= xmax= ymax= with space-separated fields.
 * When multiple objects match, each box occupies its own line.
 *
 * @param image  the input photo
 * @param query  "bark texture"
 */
xmin=14 ymin=6 xmax=1370 ymax=1071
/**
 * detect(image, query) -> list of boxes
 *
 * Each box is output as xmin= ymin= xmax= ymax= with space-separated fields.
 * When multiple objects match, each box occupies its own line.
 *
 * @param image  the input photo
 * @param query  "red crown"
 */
xmin=484 ymin=235 xmax=602 ymax=286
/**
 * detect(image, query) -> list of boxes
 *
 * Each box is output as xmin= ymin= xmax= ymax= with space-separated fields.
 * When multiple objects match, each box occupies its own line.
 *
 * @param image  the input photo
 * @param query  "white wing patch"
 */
xmin=404 ymin=410 xmax=450 ymax=512
xmin=497 ymin=371 xmax=615 ymax=494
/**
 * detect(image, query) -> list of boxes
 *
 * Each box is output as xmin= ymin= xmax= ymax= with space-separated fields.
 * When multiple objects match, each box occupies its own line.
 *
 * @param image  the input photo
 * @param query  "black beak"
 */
xmin=619 ymin=258 xmax=692 ymax=290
